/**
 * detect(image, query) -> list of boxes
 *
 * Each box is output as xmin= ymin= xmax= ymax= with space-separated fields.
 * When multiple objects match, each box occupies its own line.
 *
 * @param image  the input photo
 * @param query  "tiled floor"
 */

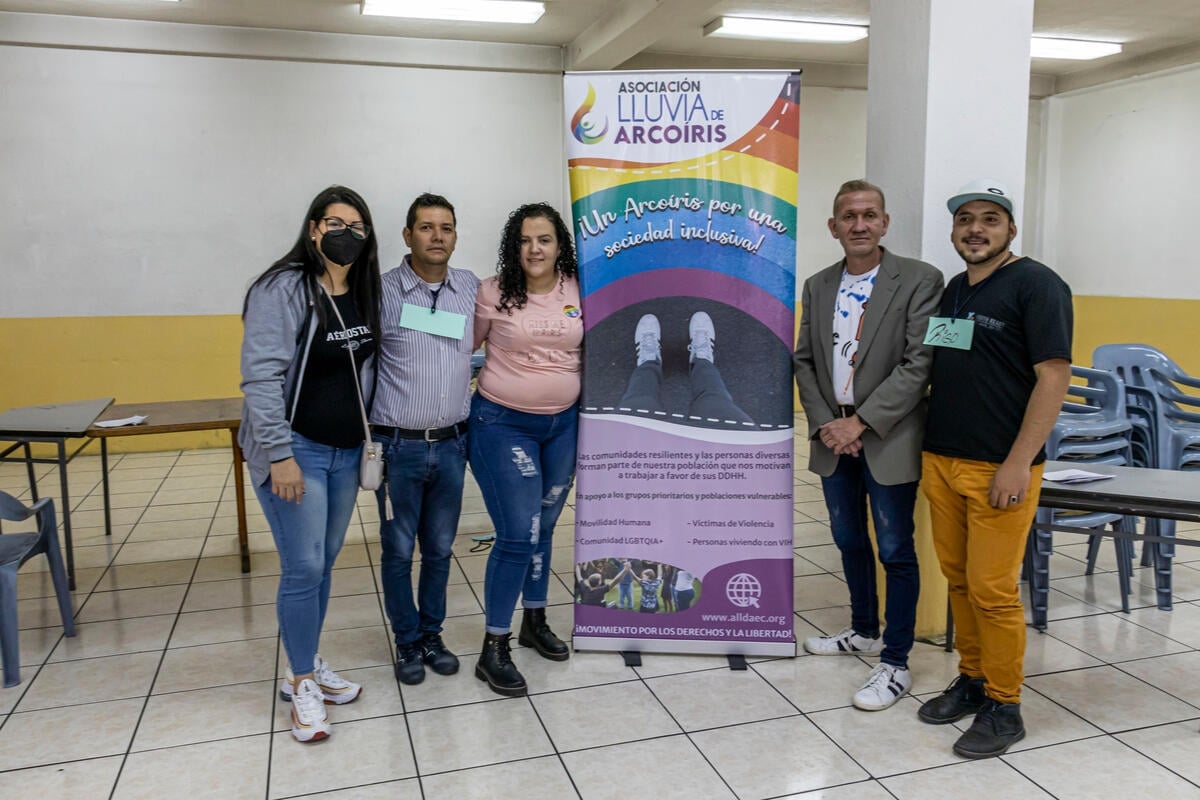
xmin=3 ymin=426 xmax=1200 ymax=799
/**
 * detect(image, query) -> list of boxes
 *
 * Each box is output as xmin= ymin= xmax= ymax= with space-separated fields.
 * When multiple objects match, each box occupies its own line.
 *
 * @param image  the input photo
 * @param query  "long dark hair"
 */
xmin=243 ymin=185 xmax=382 ymax=337
xmin=494 ymin=202 xmax=578 ymax=313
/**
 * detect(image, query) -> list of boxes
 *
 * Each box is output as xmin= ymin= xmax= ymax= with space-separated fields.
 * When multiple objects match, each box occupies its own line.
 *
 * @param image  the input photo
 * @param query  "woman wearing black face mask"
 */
xmin=239 ymin=185 xmax=381 ymax=743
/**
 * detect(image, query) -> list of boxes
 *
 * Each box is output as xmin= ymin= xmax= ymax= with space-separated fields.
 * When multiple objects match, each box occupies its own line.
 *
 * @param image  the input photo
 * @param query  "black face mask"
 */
xmin=318 ymin=229 xmax=367 ymax=266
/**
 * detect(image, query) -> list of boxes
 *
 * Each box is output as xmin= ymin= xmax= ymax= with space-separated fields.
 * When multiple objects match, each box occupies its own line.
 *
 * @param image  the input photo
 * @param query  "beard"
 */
xmin=955 ymin=235 xmax=1013 ymax=265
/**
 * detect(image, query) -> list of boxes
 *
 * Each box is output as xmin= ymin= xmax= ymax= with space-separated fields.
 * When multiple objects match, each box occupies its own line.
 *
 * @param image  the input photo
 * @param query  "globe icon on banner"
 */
xmin=725 ymin=573 xmax=762 ymax=608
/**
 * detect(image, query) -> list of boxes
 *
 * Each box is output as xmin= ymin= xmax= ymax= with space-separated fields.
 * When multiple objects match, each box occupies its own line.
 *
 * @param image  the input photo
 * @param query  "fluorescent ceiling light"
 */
xmin=361 ymin=0 xmax=545 ymax=24
xmin=1030 ymin=36 xmax=1122 ymax=60
xmin=703 ymin=16 xmax=868 ymax=43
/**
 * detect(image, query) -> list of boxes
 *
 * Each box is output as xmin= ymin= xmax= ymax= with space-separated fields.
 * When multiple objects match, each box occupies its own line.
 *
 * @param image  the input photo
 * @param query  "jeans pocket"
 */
xmin=473 ymin=395 xmax=504 ymax=426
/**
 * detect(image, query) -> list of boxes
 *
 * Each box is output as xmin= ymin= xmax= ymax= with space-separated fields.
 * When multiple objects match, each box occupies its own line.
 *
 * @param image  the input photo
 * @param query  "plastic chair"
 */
xmin=0 ymin=491 xmax=76 ymax=687
xmin=1092 ymin=344 xmax=1200 ymax=604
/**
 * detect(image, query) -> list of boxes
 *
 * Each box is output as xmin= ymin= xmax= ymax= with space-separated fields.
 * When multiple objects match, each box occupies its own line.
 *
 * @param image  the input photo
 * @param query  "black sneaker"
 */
xmin=420 ymin=634 xmax=460 ymax=676
xmin=394 ymin=643 xmax=426 ymax=685
xmin=917 ymin=674 xmax=988 ymax=724
xmin=953 ymin=699 xmax=1025 ymax=759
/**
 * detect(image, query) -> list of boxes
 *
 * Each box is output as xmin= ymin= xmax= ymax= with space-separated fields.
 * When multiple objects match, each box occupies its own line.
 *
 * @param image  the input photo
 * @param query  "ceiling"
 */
xmin=3 ymin=0 xmax=1199 ymax=92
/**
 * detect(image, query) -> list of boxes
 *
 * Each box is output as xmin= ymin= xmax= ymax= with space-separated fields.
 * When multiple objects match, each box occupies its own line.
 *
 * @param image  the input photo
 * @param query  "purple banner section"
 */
xmin=573 ymin=416 xmax=793 ymax=645
xmin=582 ymin=267 xmax=793 ymax=346
xmin=574 ymin=558 xmax=793 ymax=644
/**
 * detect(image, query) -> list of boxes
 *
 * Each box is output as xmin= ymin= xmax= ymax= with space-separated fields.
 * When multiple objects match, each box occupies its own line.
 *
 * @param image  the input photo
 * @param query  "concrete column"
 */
xmin=867 ymin=0 xmax=1034 ymax=274
xmin=864 ymin=0 xmax=1035 ymax=638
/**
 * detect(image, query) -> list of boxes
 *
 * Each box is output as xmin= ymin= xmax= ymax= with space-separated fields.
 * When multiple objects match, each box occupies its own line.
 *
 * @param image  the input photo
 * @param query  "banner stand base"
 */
xmin=727 ymin=654 xmax=748 ymax=671
xmin=575 ymin=636 xmax=795 ymax=659
xmin=620 ymin=651 xmax=642 ymax=668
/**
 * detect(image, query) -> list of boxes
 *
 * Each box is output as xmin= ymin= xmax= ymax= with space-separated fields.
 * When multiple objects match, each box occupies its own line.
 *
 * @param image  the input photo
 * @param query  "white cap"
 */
xmin=947 ymin=179 xmax=1014 ymax=216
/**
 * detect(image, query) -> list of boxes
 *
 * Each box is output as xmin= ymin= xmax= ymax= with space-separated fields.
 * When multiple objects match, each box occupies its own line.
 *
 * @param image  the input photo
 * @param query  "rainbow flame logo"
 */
xmin=570 ymin=83 xmax=609 ymax=145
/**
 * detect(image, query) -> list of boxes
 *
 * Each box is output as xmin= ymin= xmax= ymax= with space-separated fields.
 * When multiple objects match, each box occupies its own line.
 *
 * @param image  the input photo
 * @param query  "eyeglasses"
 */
xmin=321 ymin=217 xmax=371 ymax=239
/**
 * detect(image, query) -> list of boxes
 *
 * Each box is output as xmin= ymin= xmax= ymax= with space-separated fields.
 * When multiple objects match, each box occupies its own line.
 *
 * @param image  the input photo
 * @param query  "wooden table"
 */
xmin=0 ymin=398 xmax=115 ymax=588
xmin=89 ymin=398 xmax=250 ymax=573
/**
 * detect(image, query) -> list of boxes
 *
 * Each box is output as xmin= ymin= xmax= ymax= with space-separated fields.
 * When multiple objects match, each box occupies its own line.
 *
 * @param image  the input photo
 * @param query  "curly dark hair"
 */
xmin=494 ymin=202 xmax=578 ymax=313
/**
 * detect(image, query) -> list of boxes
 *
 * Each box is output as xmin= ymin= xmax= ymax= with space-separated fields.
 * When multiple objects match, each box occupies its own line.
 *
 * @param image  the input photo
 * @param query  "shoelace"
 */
xmin=293 ymin=682 xmax=326 ymax=723
xmin=313 ymin=659 xmax=348 ymax=689
xmin=636 ymin=333 xmax=660 ymax=358
xmin=864 ymin=665 xmax=895 ymax=691
xmin=688 ymin=332 xmax=714 ymax=359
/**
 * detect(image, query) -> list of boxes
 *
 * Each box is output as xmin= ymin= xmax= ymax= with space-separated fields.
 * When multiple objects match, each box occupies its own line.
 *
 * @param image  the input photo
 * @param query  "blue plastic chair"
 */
xmin=0 ymin=491 xmax=76 ymax=687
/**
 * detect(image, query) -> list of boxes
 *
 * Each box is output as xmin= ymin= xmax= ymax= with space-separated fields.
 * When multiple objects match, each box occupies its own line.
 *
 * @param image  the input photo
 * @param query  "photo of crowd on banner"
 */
xmin=575 ymin=558 xmax=701 ymax=613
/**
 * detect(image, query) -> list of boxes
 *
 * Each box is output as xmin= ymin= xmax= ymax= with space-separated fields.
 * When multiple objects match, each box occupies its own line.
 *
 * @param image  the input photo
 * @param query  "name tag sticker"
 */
xmin=924 ymin=316 xmax=974 ymax=350
xmin=399 ymin=304 xmax=467 ymax=340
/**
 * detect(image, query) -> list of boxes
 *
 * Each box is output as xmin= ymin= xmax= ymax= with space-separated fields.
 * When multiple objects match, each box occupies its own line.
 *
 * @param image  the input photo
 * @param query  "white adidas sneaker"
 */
xmin=803 ymin=628 xmax=884 ymax=656
xmin=852 ymin=662 xmax=912 ymax=711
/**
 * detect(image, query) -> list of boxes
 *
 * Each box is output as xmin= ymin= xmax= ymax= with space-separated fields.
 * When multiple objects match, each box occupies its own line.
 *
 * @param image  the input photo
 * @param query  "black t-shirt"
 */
xmin=291 ymin=292 xmax=376 ymax=448
xmin=923 ymin=257 xmax=1072 ymax=464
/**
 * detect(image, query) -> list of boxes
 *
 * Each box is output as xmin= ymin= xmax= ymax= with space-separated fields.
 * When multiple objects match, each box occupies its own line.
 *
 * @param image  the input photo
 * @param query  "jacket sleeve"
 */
xmin=854 ymin=265 xmax=945 ymax=438
xmin=793 ymin=275 xmax=834 ymax=439
xmin=240 ymin=276 xmax=306 ymax=464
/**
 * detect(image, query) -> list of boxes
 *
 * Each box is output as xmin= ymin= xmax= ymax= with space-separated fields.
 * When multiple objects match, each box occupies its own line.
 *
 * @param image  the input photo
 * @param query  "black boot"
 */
xmin=518 ymin=608 xmax=570 ymax=662
xmin=475 ymin=633 xmax=527 ymax=697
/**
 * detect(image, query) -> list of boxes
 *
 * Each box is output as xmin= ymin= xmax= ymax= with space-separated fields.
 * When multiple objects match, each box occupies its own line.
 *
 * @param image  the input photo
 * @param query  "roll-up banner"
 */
xmin=567 ymin=71 xmax=799 ymax=656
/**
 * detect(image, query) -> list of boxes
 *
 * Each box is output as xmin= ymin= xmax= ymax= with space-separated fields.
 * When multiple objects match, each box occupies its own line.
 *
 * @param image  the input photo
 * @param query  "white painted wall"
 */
xmin=4 ymin=17 xmax=1195 ymax=319
xmin=1041 ymin=64 xmax=1200 ymax=300
xmin=795 ymin=85 xmax=868 ymax=275
xmin=0 ymin=44 xmax=565 ymax=317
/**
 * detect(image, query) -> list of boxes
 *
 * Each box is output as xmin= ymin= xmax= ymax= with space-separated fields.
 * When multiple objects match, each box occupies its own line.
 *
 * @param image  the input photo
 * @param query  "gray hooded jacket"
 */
xmin=239 ymin=269 xmax=376 ymax=488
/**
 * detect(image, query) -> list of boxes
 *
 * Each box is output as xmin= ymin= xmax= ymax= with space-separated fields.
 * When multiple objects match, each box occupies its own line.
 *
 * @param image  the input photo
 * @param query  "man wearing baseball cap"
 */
xmin=917 ymin=179 xmax=1072 ymax=758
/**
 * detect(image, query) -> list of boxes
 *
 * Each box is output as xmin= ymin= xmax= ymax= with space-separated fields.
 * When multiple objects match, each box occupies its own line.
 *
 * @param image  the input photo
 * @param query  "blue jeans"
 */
xmin=254 ymin=432 xmax=361 ymax=676
xmin=618 ymin=580 xmax=634 ymax=609
xmin=468 ymin=394 xmax=578 ymax=633
xmin=821 ymin=454 xmax=920 ymax=668
xmin=619 ymin=358 xmax=752 ymax=423
xmin=375 ymin=431 xmax=467 ymax=647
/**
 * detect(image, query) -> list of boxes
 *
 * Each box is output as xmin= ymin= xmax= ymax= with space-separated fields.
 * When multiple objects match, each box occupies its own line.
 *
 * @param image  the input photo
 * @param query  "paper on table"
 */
xmin=93 ymin=415 xmax=148 ymax=428
xmin=1043 ymin=469 xmax=1116 ymax=484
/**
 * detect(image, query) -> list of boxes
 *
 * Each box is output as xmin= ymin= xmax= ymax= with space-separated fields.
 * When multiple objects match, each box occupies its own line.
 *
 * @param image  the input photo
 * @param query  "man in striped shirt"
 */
xmin=370 ymin=193 xmax=481 ymax=686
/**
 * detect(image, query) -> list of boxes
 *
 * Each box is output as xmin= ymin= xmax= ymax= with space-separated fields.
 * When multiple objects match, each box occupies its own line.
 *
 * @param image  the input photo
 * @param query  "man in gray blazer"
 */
xmin=793 ymin=179 xmax=944 ymax=711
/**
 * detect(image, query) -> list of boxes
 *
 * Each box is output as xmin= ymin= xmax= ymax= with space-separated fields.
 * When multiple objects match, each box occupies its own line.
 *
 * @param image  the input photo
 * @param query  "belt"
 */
xmin=836 ymin=404 xmax=856 ymax=418
xmin=370 ymin=421 xmax=467 ymax=442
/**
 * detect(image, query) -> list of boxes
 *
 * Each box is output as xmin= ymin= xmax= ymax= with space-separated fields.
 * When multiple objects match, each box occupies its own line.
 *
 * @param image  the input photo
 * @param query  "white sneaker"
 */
xmin=803 ymin=628 xmax=884 ymax=656
xmin=290 ymin=678 xmax=332 ymax=742
xmin=853 ymin=662 xmax=912 ymax=711
xmin=688 ymin=311 xmax=715 ymax=364
xmin=634 ymin=314 xmax=662 ymax=365
xmin=279 ymin=654 xmax=362 ymax=705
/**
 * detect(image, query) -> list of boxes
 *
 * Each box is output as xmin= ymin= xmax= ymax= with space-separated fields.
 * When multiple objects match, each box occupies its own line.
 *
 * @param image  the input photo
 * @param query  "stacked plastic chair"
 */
xmin=0 ymin=491 xmax=76 ymax=687
xmin=1025 ymin=366 xmax=1138 ymax=628
xmin=1092 ymin=344 xmax=1200 ymax=609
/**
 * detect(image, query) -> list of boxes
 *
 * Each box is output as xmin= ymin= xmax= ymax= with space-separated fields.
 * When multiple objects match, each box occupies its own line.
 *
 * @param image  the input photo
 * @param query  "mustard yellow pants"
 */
xmin=922 ymin=452 xmax=1043 ymax=704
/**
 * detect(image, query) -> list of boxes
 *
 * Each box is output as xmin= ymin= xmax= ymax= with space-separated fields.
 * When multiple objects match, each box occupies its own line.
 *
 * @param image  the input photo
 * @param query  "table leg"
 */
xmin=23 ymin=441 xmax=38 ymax=501
xmin=101 ymin=438 xmax=112 ymax=536
xmin=1026 ymin=509 xmax=1053 ymax=631
xmin=57 ymin=439 xmax=76 ymax=591
xmin=231 ymin=430 xmax=250 ymax=573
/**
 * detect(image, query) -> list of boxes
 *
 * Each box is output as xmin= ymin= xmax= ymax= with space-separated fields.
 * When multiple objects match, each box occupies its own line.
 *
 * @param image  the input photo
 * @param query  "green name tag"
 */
xmin=399 ymin=303 xmax=467 ymax=340
xmin=923 ymin=316 xmax=974 ymax=350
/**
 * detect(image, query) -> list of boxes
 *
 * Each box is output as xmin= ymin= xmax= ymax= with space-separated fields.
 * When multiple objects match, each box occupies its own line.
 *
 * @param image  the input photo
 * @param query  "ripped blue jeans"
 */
xmin=468 ymin=393 xmax=578 ymax=633
xmin=821 ymin=454 xmax=920 ymax=668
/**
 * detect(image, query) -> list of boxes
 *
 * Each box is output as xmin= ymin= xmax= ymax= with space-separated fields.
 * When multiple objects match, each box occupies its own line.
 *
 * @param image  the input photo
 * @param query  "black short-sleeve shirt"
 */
xmin=923 ymin=257 xmax=1073 ymax=464
xmin=292 ymin=292 xmax=376 ymax=448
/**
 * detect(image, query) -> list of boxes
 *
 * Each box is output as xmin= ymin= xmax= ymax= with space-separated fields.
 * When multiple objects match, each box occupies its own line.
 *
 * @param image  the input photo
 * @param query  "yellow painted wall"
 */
xmin=0 ymin=315 xmax=243 ymax=453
